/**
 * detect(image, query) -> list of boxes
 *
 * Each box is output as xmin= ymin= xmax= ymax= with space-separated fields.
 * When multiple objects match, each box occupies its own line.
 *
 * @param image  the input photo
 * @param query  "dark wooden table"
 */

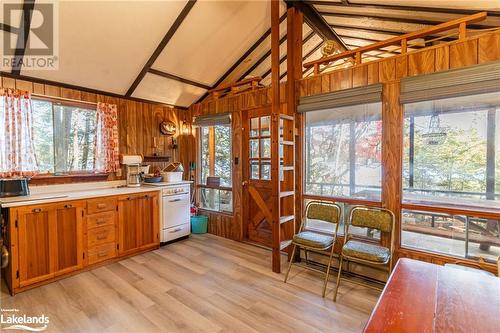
xmin=363 ymin=258 xmax=500 ymax=333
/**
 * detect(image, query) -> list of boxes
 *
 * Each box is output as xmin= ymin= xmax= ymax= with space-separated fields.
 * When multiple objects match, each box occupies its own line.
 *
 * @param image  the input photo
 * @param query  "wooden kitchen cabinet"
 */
xmin=6 ymin=191 xmax=160 ymax=294
xmin=54 ymin=202 xmax=85 ymax=276
xmin=17 ymin=204 xmax=56 ymax=287
xmin=118 ymin=192 xmax=159 ymax=256
xmin=16 ymin=201 xmax=84 ymax=287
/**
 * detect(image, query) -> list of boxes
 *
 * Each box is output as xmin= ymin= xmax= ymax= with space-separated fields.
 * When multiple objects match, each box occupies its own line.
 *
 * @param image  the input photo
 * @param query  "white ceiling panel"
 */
xmin=218 ymin=19 xmax=288 ymax=87
xmin=20 ymin=0 xmax=188 ymax=94
xmin=152 ymin=0 xmax=286 ymax=87
xmin=132 ymin=72 xmax=206 ymax=108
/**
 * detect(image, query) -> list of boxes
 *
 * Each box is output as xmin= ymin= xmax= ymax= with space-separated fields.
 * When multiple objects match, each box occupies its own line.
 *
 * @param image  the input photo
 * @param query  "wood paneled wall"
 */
xmin=0 ymin=76 xmax=195 ymax=182
xmin=188 ymin=29 xmax=500 ymax=272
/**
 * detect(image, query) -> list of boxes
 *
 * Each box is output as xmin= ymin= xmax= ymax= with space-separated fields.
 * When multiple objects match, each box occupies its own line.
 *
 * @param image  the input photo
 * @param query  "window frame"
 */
xmin=196 ymin=124 xmax=233 ymax=215
xmin=303 ymin=102 xmax=383 ymax=203
xmin=30 ymin=96 xmax=102 ymax=179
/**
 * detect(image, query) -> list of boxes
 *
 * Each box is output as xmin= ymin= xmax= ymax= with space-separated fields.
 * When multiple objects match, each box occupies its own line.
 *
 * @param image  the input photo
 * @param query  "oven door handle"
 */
xmin=168 ymin=198 xmax=182 ymax=202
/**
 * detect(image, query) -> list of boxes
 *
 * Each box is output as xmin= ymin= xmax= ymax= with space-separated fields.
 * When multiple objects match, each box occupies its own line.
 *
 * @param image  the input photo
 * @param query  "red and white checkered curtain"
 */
xmin=0 ymin=88 xmax=39 ymax=177
xmin=94 ymin=102 xmax=119 ymax=173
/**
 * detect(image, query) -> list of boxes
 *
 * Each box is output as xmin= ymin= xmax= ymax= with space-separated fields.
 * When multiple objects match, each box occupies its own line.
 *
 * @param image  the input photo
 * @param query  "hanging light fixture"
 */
xmin=422 ymin=114 xmax=447 ymax=145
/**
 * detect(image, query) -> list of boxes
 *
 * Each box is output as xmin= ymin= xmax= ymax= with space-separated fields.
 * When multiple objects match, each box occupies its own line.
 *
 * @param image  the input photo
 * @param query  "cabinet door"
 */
xmin=17 ymin=205 xmax=56 ymax=287
xmin=138 ymin=193 xmax=159 ymax=247
xmin=118 ymin=196 xmax=140 ymax=255
xmin=54 ymin=202 xmax=84 ymax=276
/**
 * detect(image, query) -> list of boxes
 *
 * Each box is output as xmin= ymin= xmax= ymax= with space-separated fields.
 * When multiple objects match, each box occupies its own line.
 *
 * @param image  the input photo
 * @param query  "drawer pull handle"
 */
xmin=144 ymin=194 xmax=149 ymax=198
xmin=97 ymin=252 xmax=108 ymax=258
xmin=32 ymin=208 xmax=42 ymax=213
xmin=170 ymin=228 xmax=183 ymax=233
xmin=169 ymin=199 xmax=181 ymax=202
xmin=64 ymin=204 xmax=73 ymax=209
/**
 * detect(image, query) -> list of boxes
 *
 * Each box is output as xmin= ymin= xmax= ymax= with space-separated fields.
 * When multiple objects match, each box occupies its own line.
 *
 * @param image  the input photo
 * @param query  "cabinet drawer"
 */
xmin=88 ymin=225 xmax=115 ymax=247
xmin=88 ymin=243 xmax=116 ymax=265
xmin=87 ymin=197 xmax=117 ymax=214
xmin=87 ymin=211 xmax=115 ymax=229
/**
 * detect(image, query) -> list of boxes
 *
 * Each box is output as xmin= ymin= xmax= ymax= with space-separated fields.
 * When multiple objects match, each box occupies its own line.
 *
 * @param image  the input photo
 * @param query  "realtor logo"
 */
xmin=1 ymin=0 xmax=59 ymax=70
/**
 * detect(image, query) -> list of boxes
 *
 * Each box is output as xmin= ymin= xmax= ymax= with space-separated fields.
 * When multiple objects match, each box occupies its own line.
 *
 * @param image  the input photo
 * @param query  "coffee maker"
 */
xmin=126 ymin=163 xmax=142 ymax=187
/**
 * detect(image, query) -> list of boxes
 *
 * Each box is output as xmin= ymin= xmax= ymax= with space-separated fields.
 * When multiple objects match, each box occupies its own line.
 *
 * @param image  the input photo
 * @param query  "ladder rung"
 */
xmin=281 ymin=166 xmax=294 ymax=171
xmin=280 ymin=191 xmax=294 ymax=198
xmin=280 ymin=215 xmax=294 ymax=224
xmin=280 ymin=114 xmax=294 ymax=121
xmin=280 ymin=140 xmax=294 ymax=146
xmin=280 ymin=239 xmax=293 ymax=250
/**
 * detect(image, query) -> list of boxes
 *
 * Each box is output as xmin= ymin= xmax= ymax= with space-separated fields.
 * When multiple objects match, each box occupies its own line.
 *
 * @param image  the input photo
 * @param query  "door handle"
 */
xmin=242 ymin=181 xmax=248 ymax=186
xmin=169 ymin=199 xmax=181 ymax=202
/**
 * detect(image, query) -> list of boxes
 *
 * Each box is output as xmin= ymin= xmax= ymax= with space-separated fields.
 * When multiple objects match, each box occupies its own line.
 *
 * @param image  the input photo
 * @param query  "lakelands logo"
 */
xmin=1 ymin=309 xmax=49 ymax=332
xmin=1 ymin=0 xmax=59 ymax=70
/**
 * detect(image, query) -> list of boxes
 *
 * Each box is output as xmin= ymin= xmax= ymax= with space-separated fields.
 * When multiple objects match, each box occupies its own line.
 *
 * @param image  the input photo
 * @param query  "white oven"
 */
xmin=161 ymin=184 xmax=191 ymax=242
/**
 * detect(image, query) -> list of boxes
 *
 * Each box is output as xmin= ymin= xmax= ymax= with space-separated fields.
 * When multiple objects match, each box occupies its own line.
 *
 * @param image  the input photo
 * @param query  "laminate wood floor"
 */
xmin=1 ymin=234 xmax=379 ymax=333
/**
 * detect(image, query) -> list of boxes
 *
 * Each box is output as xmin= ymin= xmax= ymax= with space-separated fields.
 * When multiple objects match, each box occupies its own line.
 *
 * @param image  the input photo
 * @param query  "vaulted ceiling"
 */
xmin=1 ymin=0 xmax=499 ymax=108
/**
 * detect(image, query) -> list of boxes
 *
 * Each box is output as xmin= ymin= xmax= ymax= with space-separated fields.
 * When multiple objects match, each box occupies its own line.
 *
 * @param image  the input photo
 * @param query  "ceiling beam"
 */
xmin=148 ymin=68 xmax=211 ymax=90
xmin=125 ymin=0 xmax=196 ymax=97
xmin=0 ymin=71 xmax=187 ymax=109
xmin=319 ymin=12 xmax=487 ymax=30
xmin=329 ymin=24 xmax=456 ymax=42
xmin=285 ymin=0 xmax=348 ymax=51
xmin=304 ymin=1 xmax=500 ymax=17
xmin=11 ymin=0 xmax=35 ymax=76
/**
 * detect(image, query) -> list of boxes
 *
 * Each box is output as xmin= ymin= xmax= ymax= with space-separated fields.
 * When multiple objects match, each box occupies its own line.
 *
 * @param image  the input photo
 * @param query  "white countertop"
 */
xmin=0 ymin=180 xmax=191 ymax=208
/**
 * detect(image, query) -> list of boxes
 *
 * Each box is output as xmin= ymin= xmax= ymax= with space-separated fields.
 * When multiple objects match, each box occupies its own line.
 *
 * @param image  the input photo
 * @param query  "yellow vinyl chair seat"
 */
xmin=293 ymin=231 xmax=334 ymax=249
xmin=342 ymin=240 xmax=390 ymax=263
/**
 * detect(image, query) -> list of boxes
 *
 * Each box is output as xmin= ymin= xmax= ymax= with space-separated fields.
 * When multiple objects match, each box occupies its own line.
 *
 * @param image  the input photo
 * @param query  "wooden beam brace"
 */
xmin=285 ymin=0 xmax=348 ymax=51
xmin=11 ymin=0 xmax=35 ymax=76
xmin=148 ymin=68 xmax=211 ymax=90
xmin=126 ymin=0 xmax=196 ymax=97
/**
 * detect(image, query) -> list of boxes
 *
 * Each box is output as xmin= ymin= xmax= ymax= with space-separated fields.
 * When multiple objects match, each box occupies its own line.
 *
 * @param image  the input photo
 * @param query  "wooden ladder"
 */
xmin=270 ymin=110 xmax=296 ymax=273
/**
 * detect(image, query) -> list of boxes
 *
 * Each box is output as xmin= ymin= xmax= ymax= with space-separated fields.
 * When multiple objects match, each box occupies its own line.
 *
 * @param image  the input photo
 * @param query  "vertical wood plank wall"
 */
xmin=190 ymin=30 xmax=500 ymax=268
xmin=0 ymin=76 xmax=195 ymax=182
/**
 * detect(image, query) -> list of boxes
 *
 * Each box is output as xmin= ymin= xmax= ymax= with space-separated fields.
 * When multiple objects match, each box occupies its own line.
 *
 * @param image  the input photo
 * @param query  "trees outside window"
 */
xmin=304 ymin=103 xmax=382 ymax=201
xmin=32 ymin=99 xmax=97 ymax=174
xmin=199 ymin=125 xmax=232 ymax=213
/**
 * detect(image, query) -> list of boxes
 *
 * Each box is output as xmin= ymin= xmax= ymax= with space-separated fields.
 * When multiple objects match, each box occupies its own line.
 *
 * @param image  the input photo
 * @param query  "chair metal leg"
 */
xmin=322 ymin=247 xmax=335 ymax=297
xmin=333 ymin=256 xmax=344 ymax=302
xmin=284 ymin=245 xmax=297 ymax=283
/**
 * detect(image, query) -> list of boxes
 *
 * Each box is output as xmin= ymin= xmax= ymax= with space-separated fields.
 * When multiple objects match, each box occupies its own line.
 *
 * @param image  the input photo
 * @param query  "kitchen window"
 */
xmin=31 ymin=98 xmax=98 ymax=174
xmin=198 ymin=124 xmax=233 ymax=213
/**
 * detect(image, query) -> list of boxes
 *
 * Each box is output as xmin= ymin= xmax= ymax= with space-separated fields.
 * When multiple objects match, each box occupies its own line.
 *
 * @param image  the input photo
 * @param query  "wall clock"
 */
xmin=160 ymin=120 xmax=177 ymax=135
